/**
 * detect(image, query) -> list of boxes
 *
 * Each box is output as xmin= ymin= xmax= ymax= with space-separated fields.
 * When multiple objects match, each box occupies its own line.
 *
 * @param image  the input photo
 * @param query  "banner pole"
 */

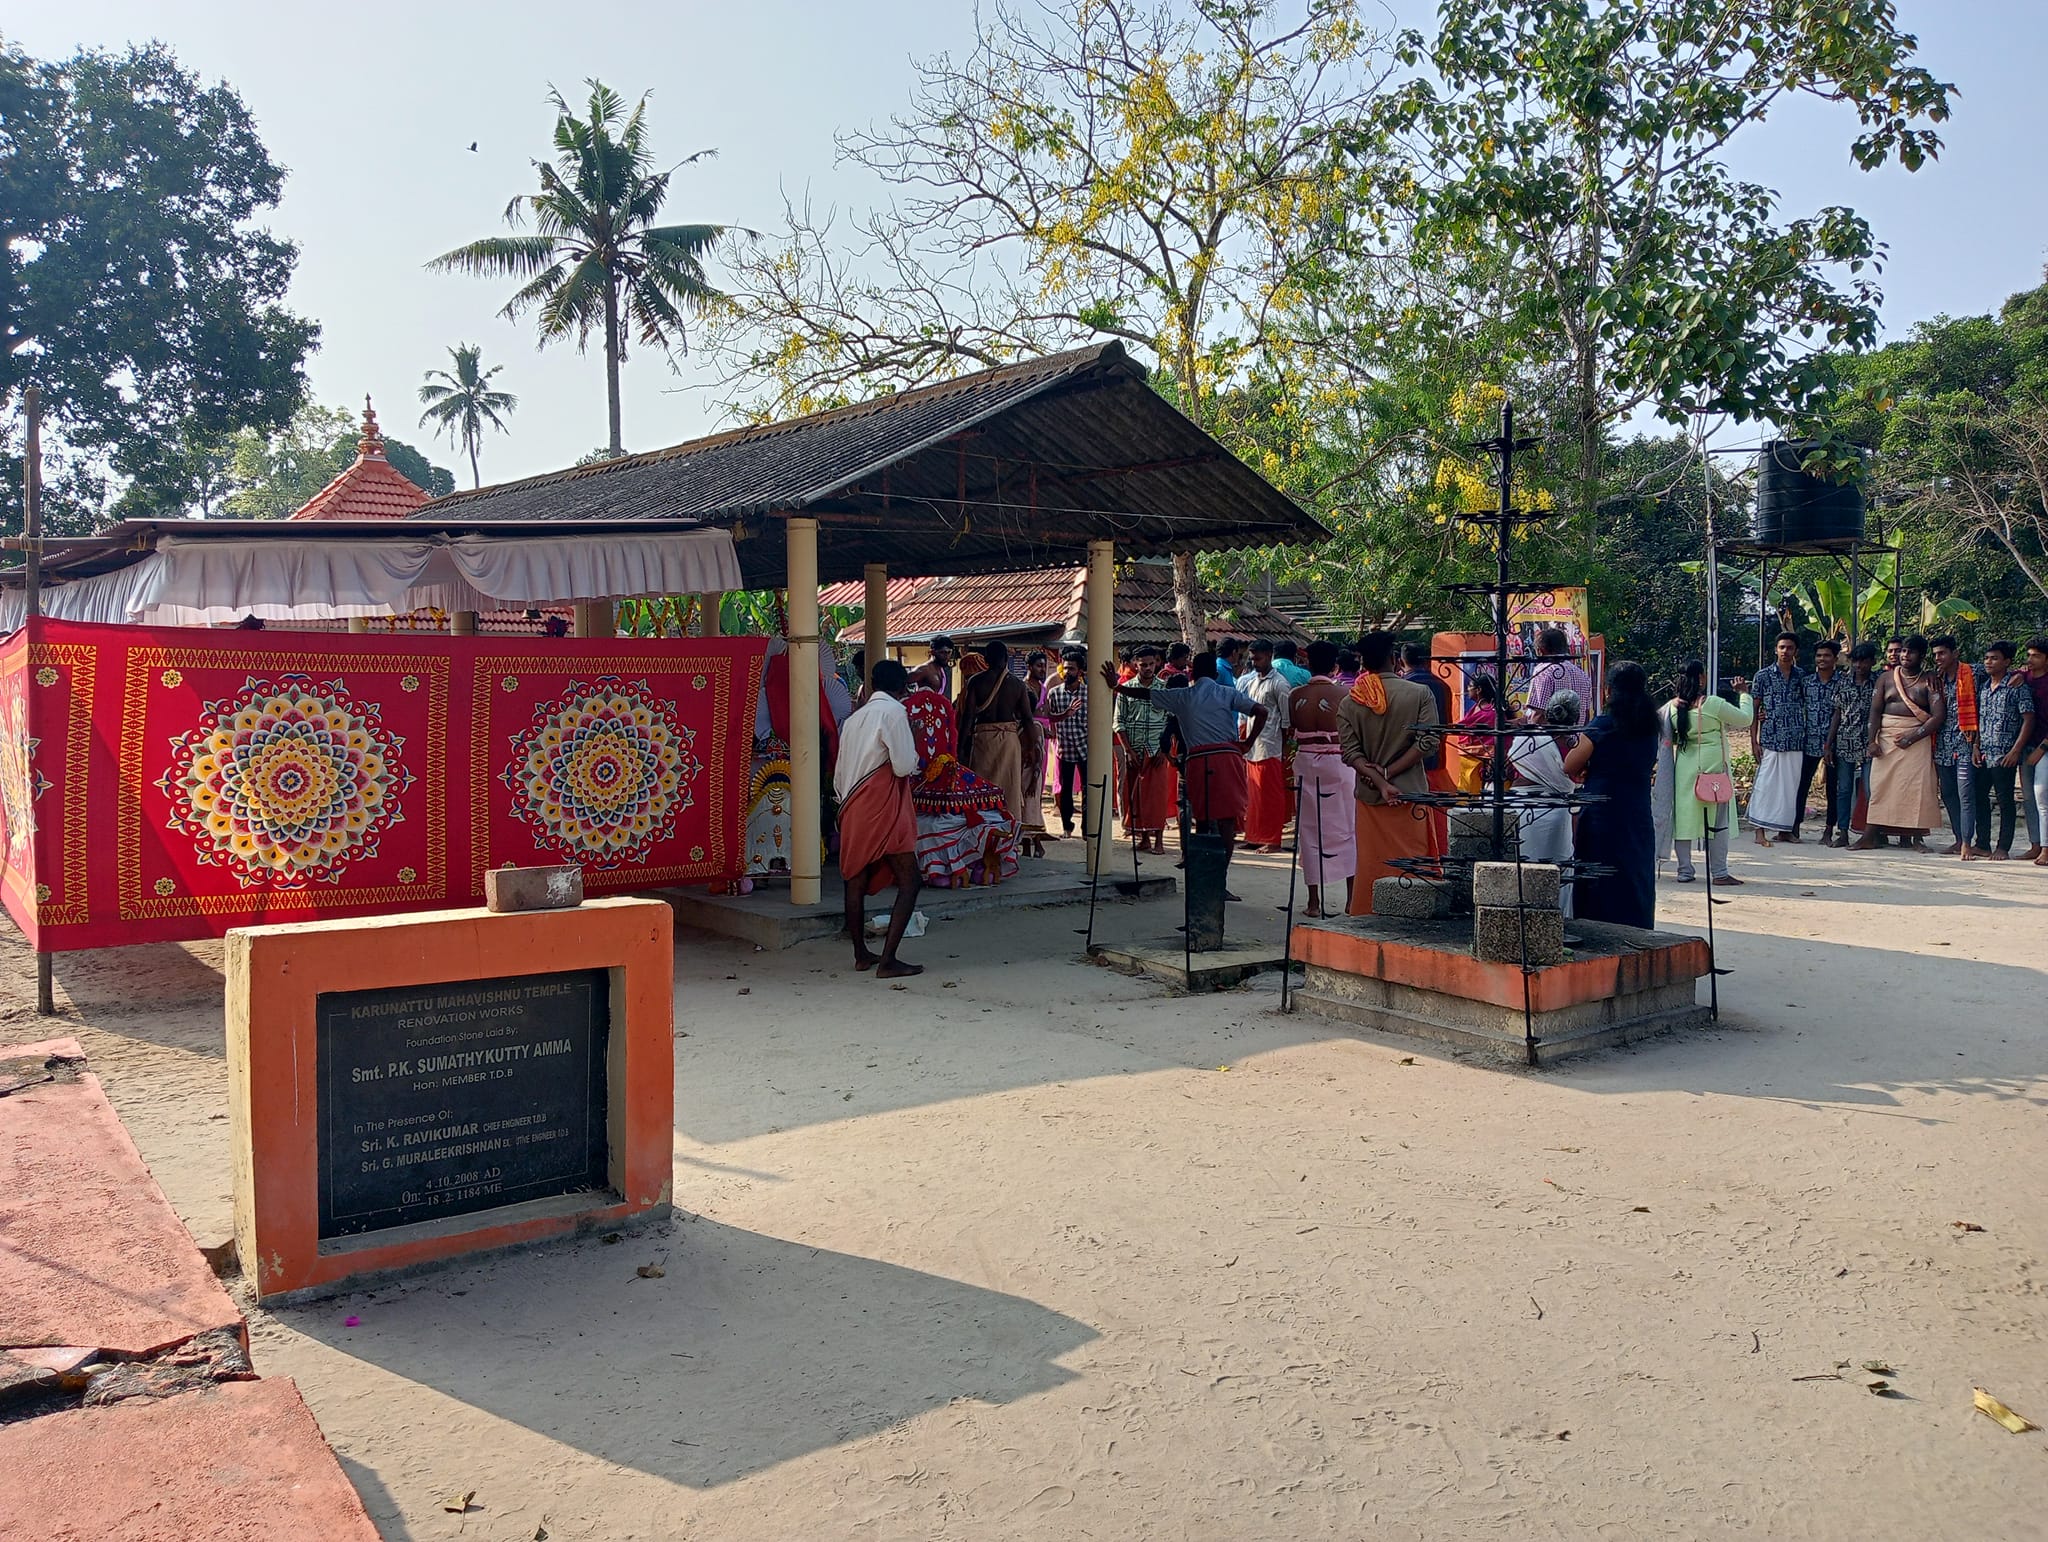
xmin=23 ymin=386 xmax=53 ymax=1015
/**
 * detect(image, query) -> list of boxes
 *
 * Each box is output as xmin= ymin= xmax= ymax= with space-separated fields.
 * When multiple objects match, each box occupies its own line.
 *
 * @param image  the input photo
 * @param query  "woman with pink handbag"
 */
xmin=1666 ymin=661 xmax=1753 ymax=885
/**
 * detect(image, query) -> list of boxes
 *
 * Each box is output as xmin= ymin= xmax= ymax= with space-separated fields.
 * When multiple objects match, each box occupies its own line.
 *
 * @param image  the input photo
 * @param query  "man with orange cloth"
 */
xmin=1339 ymin=630 xmax=1442 ymax=914
xmin=833 ymin=661 xmax=925 ymax=979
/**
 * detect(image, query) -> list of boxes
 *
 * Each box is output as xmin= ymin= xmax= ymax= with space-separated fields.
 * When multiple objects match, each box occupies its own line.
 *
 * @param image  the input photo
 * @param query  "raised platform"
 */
xmin=1091 ymin=937 xmax=1289 ymax=992
xmin=0 ymin=1037 xmax=378 ymax=1538
xmin=664 ymin=866 xmax=1175 ymax=951
xmin=1289 ymin=914 xmax=1711 ymax=1065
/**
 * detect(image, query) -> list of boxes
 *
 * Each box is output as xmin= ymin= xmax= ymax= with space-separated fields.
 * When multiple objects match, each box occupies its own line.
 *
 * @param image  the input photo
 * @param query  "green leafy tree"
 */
xmin=1 ymin=39 xmax=317 ymax=531
xmin=1393 ymin=0 xmax=1955 ymax=562
xmin=1816 ymin=278 xmax=2048 ymax=624
xmin=417 ymin=344 xmax=518 ymax=488
xmin=708 ymin=0 xmax=1399 ymax=645
xmin=429 ymin=82 xmax=726 ymax=457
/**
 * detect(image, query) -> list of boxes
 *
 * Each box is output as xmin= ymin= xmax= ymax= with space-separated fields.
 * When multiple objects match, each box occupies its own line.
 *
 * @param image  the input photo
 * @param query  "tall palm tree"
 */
xmin=427 ymin=82 xmax=725 ymax=456
xmin=417 ymin=344 xmax=518 ymax=488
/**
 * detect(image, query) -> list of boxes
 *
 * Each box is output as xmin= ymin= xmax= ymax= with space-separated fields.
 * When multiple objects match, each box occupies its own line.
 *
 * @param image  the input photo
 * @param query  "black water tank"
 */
xmin=1753 ymin=439 xmax=1866 ymax=546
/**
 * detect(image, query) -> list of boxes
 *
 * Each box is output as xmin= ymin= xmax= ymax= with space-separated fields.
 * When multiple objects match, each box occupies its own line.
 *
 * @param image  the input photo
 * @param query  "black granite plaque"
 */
xmin=316 ymin=969 xmax=611 ymax=1240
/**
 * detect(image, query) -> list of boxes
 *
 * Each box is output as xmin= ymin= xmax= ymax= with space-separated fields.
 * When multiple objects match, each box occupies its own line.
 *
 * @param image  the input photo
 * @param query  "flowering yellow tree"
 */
xmin=708 ymin=0 xmax=1400 ymax=645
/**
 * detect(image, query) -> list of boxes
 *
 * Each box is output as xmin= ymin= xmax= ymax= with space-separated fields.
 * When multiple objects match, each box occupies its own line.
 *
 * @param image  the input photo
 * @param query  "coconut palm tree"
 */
xmin=427 ymin=81 xmax=725 ymax=456
xmin=417 ymin=344 xmax=518 ymax=488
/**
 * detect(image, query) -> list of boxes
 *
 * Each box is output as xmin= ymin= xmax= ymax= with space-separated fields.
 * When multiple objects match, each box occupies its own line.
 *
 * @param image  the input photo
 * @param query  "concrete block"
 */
xmin=1471 ymin=861 xmax=1562 ymax=911
xmin=1372 ymin=875 xmax=1456 ymax=918
xmin=1448 ymin=805 xmax=1521 ymax=843
xmin=485 ymin=863 xmax=583 ymax=913
xmin=1473 ymin=904 xmax=1565 ymax=965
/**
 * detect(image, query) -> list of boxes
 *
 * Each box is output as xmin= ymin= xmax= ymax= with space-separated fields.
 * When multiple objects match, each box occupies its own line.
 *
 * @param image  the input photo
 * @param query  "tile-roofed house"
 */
xmin=288 ymin=399 xmax=433 ymax=522
xmin=823 ymin=560 xmax=1312 ymax=653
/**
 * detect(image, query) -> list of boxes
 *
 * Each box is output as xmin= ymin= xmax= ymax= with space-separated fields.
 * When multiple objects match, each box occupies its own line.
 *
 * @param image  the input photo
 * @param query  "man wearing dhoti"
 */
xmin=1239 ymin=640 xmax=1294 ymax=851
xmin=1747 ymin=632 xmax=1811 ymax=845
xmin=1114 ymin=645 xmax=1177 ymax=854
xmin=1339 ymin=631 xmax=1442 ymax=915
xmin=1289 ymin=641 xmax=1357 ymax=917
xmin=1859 ymin=634 xmax=1946 ymax=849
xmin=1102 ymin=654 xmax=1266 ymax=890
xmin=833 ymin=661 xmax=924 ymax=978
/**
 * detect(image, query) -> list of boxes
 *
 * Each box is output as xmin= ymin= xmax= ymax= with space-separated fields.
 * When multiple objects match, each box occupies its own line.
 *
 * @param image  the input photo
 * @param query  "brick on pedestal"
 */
xmin=1473 ymin=905 xmax=1566 ymax=965
xmin=1471 ymin=861 xmax=1562 ymax=911
xmin=1371 ymin=875 xmax=1455 ymax=918
xmin=484 ymin=864 xmax=584 ymax=913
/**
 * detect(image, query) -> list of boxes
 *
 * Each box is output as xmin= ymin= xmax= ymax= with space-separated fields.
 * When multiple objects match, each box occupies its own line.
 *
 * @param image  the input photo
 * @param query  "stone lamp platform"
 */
xmin=1289 ymin=912 xmax=1711 ymax=1066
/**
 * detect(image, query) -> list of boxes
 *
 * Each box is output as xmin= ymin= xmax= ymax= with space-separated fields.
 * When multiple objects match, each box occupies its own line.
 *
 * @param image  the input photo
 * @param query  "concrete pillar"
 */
xmin=701 ymin=592 xmax=724 ymax=637
xmin=863 ymin=563 xmax=889 ymax=688
xmin=1084 ymin=539 xmax=1116 ymax=874
xmin=450 ymin=610 xmax=479 ymax=636
xmin=786 ymin=518 xmax=823 ymax=906
xmin=573 ymin=601 xmax=615 ymax=639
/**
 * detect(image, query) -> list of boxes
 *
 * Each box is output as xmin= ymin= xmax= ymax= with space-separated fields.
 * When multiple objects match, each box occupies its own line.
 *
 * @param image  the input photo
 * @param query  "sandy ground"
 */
xmin=5 ymin=833 xmax=2046 ymax=1540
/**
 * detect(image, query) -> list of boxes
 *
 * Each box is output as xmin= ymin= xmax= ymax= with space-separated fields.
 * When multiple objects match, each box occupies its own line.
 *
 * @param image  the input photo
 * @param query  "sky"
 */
xmin=12 ymin=1 xmax=2048 ymax=489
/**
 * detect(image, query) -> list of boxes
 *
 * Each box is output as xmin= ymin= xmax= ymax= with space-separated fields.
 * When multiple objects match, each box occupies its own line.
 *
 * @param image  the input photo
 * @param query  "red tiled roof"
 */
xmin=829 ymin=562 xmax=1311 ymax=648
xmin=289 ymin=399 xmax=432 ymax=522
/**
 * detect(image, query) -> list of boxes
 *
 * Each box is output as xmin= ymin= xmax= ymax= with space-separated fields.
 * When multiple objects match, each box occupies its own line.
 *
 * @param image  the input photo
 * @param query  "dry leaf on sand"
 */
xmin=443 ymin=1490 xmax=476 ymax=1514
xmin=1974 ymin=1389 xmax=2038 ymax=1433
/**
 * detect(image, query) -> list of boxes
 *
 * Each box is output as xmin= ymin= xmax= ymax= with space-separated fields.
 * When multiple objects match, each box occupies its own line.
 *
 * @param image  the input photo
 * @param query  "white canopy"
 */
xmin=0 ymin=528 xmax=743 ymax=630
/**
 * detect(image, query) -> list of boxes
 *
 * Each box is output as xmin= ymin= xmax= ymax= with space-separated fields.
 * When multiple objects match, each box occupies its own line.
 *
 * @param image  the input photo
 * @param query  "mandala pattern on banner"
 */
xmin=156 ymin=673 xmax=415 ymax=888
xmin=500 ymin=676 xmax=702 ymax=867
xmin=0 ymin=681 xmax=49 ymax=873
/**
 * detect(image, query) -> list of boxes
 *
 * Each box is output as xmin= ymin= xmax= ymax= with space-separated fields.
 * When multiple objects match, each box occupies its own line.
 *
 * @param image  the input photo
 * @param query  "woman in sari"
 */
xmin=1564 ymin=662 xmax=1662 ymax=930
xmin=1508 ymin=691 xmax=1582 ymax=915
xmin=956 ymin=640 xmax=1038 ymax=837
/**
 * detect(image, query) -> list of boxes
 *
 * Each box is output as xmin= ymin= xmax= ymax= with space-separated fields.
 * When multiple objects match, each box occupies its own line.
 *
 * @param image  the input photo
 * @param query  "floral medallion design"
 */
xmin=500 ymin=677 xmax=700 ymax=868
xmin=155 ymin=674 xmax=414 ymax=888
xmin=0 ymin=684 xmax=50 ymax=872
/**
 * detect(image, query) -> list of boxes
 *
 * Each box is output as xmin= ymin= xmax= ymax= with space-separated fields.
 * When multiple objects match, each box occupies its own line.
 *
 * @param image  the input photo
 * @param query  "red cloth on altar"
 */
xmin=1245 ymin=759 xmax=1291 ymax=844
xmin=838 ymin=765 xmax=916 ymax=889
xmin=765 ymin=651 xmax=840 ymax=764
xmin=1182 ymin=743 xmax=1249 ymax=824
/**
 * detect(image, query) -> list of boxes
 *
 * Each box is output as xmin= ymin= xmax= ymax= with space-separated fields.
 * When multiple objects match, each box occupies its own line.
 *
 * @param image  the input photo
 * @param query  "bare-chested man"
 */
xmin=1856 ymin=634 xmax=1946 ymax=850
xmin=1288 ymin=640 xmax=1357 ymax=916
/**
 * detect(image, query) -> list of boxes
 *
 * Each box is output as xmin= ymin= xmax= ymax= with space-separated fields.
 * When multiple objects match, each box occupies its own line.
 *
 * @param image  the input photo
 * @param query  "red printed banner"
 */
xmin=0 ymin=618 xmax=768 ymax=952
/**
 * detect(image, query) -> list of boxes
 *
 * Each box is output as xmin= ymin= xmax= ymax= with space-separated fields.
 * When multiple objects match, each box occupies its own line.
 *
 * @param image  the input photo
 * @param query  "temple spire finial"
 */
xmin=359 ymin=395 xmax=385 ymax=458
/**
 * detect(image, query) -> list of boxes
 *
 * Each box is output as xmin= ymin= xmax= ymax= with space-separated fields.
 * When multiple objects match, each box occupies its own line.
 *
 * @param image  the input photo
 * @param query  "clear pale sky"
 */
xmin=11 ymin=1 xmax=2046 ymax=486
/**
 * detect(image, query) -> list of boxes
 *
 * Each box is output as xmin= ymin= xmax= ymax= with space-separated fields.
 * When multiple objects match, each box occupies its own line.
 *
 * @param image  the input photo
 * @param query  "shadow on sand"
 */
xmin=284 ymin=1215 xmax=1094 ymax=1490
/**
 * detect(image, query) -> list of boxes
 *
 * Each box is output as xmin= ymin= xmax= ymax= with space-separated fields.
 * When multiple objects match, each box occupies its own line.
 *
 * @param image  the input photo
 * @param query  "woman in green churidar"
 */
xmin=1664 ymin=660 xmax=1753 ymax=886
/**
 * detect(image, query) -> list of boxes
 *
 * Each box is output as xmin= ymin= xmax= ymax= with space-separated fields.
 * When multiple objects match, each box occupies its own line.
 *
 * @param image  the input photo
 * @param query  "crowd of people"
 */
xmin=829 ymin=625 xmax=2048 ymax=974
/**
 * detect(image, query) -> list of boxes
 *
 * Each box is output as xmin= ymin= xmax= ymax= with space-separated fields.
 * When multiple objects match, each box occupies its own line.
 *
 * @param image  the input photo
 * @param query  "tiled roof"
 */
xmin=827 ymin=562 xmax=1312 ymax=648
xmin=290 ymin=399 xmax=432 ymax=522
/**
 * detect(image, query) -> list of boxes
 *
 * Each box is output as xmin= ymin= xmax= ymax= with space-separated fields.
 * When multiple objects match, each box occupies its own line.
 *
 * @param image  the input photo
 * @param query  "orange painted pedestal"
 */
xmin=227 ymin=898 xmax=674 ymax=1303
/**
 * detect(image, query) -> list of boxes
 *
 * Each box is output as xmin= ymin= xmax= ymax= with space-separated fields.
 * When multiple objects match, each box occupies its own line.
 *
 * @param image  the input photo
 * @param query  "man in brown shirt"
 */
xmin=1337 ymin=630 xmax=1442 ymax=915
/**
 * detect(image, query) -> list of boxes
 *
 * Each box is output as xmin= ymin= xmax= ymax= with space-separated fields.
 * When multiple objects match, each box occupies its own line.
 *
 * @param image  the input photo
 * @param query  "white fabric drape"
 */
xmin=0 ymin=529 xmax=744 ymax=630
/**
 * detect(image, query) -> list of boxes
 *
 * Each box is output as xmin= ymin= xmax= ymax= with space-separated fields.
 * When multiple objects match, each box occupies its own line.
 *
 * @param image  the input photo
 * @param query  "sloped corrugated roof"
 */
xmin=415 ymin=344 xmax=1323 ymax=587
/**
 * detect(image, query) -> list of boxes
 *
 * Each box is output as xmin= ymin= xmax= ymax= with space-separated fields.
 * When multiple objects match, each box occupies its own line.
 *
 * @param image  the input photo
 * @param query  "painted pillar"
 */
xmin=863 ymin=563 xmax=889 ymax=688
xmin=450 ymin=611 xmax=479 ymax=636
xmin=346 ymin=617 xmax=370 ymax=635
xmin=573 ymin=601 xmax=616 ymax=639
xmin=1084 ymin=539 xmax=1116 ymax=874
xmin=787 ymin=518 xmax=823 ymax=906
xmin=701 ymin=592 xmax=724 ymax=637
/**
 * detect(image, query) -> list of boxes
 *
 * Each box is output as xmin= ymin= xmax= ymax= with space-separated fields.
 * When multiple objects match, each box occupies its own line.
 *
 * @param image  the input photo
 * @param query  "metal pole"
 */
xmin=1492 ymin=401 xmax=1514 ymax=861
xmin=1702 ymin=440 xmax=1721 ymax=696
xmin=1080 ymin=775 xmax=1107 ymax=953
xmin=1279 ymin=774 xmax=1302 ymax=1014
xmin=23 ymin=386 xmax=53 ymax=1016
